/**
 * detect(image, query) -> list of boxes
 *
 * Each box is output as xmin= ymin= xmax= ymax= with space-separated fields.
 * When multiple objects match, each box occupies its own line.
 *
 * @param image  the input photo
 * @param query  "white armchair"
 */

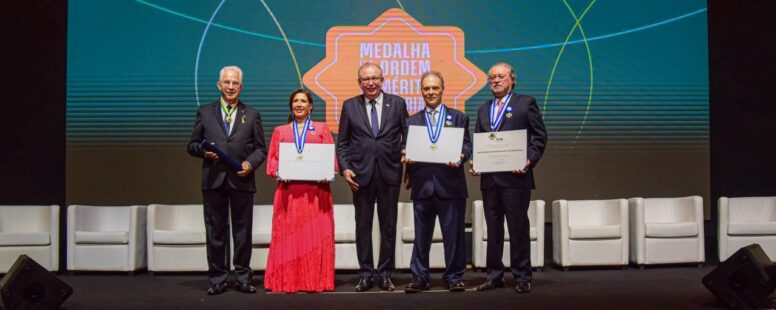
xmin=0 ymin=205 xmax=59 ymax=272
xmin=147 ymin=204 xmax=208 ymax=272
xmin=628 ymin=196 xmax=704 ymax=266
xmin=67 ymin=205 xmax=147 ymax=272
xmin=249 ymin=205 xmax=273 ymax=270
xmin=395 ymin=202 xmax=445 ymax=269
xmin=553 ymin=199 xmax=628 ymax=268
xmin=332 ymin=204 xmax=363 ymax=269
xmin=719 ymin=196 xmax=776 ymax=262
xmin=472 ymin=200 xmax=545 ymax=270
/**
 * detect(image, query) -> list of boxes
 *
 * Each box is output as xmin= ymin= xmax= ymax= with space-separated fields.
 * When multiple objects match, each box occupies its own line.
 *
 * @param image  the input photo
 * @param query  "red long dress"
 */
xmin=264 ymin=121 xmax=337 ymax=293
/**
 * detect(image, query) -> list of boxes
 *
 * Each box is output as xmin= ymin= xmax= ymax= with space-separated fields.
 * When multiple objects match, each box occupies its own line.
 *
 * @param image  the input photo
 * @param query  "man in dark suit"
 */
xmin=402 ymin=71 xmax=471 ymax=293
xmin=336 ymin=62 xmax=408 ymax=292
xmin=187 ymin=66 xmax=267 ymax=295
xmin=472 ymin=63 xmax=547 ymax=294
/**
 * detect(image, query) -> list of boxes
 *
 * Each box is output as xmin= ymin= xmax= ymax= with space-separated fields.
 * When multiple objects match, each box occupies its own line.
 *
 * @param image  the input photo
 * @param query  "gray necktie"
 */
xmin=429 ymin=109 xmax=438 ymax=127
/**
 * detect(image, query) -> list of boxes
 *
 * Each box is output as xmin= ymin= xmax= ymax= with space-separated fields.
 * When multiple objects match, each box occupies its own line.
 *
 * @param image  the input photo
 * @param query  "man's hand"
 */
xmin=401 ymin=149 xmax=414 ymax=164
xmin=447 ymin=154 xmax=465 ymax=168
xmin=343 ymin=169 xmax=360 ymax=191
xmin=237 ymin=161 xmax=252 ymax=177
xmin=512 ymin=159 xmax=531 ymax=175
xmin=204 ymin=150 xmax=219 ymax=161
xmin=468 ymin=160 xmax=480 ymax=176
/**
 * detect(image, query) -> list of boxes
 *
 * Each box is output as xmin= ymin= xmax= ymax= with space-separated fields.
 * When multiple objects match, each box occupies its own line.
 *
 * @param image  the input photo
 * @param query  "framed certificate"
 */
xmin=278 ymin=143 xmax=336 ymax=181
xmin=472 ymin=129 xmax=527 ymax=173
xmin=405 ymin=125 xmax=464 ymax=164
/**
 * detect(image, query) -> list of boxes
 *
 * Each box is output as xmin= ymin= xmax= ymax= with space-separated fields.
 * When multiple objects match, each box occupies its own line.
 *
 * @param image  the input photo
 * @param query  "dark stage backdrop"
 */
xmin=65 ymin=1 xmax=710 ymax=220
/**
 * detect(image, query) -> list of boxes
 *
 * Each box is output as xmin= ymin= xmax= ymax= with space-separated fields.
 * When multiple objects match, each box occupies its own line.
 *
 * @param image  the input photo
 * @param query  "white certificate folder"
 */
xmin=278 ymin=143 xmax=336 ymax=181
xmin=472 ymin=129 xmax=527 ymax=173
xmin=405 ymin=125 xmax=464 ymax=164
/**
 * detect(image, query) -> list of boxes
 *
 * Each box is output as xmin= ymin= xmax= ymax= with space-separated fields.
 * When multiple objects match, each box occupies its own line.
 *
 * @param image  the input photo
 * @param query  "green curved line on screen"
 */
xmin=542 ymin=0 xmax=595 ymax=117
xmin=260 ymin=0 xmax=303 ymax=88
xmin=396 ymin=0 xmax=405 ymax=11
xmin=135 ymin=0 xmax=325 ymax=47
xmin=561 ymin=0 xmax=595 ymax=142
xmin=134 ymin=0 xmax=704 ymax=53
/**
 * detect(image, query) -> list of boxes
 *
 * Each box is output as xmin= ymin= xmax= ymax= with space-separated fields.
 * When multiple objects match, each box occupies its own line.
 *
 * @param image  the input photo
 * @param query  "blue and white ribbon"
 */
xmin=489 ymin=93 xmax=512 ymax=131
xmin=425 ymin=105 xmax=447 ymax=146
xmin=293 ymin=117 xmax=311 ymax=155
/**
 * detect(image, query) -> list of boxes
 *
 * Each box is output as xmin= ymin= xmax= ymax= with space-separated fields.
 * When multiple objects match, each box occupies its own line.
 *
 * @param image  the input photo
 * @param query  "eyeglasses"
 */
xmin=220 ymin=80 xmax=242 ymax=86
xmin=359 ymin=77 xmax=383 ymax=84
xmin=488 ymin=74 xmax=510 ymax=82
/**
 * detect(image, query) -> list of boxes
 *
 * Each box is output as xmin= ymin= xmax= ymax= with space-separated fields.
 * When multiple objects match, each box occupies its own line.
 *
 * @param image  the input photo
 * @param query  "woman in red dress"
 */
xmin=264 ymin=88 xmax=336 ymax=293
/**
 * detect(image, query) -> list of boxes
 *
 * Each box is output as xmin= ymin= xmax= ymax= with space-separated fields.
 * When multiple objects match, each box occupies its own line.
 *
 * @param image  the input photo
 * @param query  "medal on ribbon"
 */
xmin=220 ymin=99 xmax=237 ymax=124
xmin=425 ymin=105 xmax=446 ymax=150
xmin=489 ymin=93 xmax=512 ymax=132
xmin=292 ymin=117 xmax=311 ymax=161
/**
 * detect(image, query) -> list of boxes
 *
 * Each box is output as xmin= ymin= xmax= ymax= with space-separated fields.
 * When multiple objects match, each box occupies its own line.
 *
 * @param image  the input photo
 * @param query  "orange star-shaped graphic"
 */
xmin=303 ymin=8 xmax=487 ymax=132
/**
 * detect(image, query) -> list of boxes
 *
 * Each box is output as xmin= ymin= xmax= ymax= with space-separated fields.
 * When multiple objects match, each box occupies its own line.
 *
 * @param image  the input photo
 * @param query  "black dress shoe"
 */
xmin=476 ymin=279 xmax=504 ymax=291
xmin=355 ymin=277 xmax=373 ymax=292
xmin=378 ymin=276 xmax=395 ymax=291
xmin=404 ymin=278 xmax=430 ymax=294
xmin=448 ymin=280 xmax=466 ymax=292
xmin=236 ymin=282 xmax=257 ymax=294
xmin=515 ymin=282 xmax=531 ymax=293
xmin=206 ymin=283 xmax=227 ymax=295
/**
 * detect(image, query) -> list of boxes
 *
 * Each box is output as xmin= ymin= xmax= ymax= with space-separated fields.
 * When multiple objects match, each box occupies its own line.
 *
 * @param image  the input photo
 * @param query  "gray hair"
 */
xmin=420 ymin=71 xmax=445 ymax=89
xmin=357 ymin=62 xmax=383 ymax=78
xmin=219 ymin=66 xmax=243 ymax=82
xmin=490 ymin=62 xmax=516 ymax=87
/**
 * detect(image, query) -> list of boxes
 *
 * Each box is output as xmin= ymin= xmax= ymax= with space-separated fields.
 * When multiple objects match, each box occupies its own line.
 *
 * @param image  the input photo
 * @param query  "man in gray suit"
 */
xmin=187 ymin=66 xmax=267 ymax=295
xmin=337 ymin=63 xmax=408 ymax=292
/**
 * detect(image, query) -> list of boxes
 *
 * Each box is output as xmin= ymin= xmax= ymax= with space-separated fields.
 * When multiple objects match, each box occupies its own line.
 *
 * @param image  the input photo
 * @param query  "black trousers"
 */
xmin=482 ymin=186 xmax=532 ymax=283
xmin=353 ymin=164 xmax=400 ymax=278
xmin=410 ymin=196 xmax=467 ymax=284
xmin=203 ymin=183 xmax=254 ymax=285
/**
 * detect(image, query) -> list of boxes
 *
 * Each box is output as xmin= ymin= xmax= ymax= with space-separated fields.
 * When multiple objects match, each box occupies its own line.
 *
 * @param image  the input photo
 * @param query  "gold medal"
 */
xmin=431 ymin=144 xmax=438 ymax=150
xmin=489 ymin=132 xmax=497 ymax=139
xmin=296 ymin=154 xmax=304 ymax=161
xmin=226 ymin=116 xmax=233 ymax=123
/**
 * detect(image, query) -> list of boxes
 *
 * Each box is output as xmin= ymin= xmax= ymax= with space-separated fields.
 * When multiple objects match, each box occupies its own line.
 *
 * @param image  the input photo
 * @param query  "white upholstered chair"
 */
xmin=719 ymin=196 xmax=776 ymax=262
xmin=249 ymin=205 xmax=273 ymax=270
xmin=553 ymin=199 xmax=628 ymax=268
xmin=628 ymin=196 xmax=704 ymax=266
xmin=332 ymin=204 xmax=364 ymax=269
xmin=67 ymin=205 xmax=147 ymax=272
xmin=472 ymin=200 xmax=545 ymax=270
xmin=147 ymin=204 xmax=207 ymax=272
xmin=0 ymin=205 xmax=59 ymax=272
xmin=395 ymin=202 xmax=445 ymax=269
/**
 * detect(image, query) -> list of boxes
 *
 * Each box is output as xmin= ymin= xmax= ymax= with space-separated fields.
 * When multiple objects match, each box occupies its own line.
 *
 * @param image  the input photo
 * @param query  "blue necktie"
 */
xmin=224 ymin=105 xmax=232 ymax=134
xmin=369 ymin=100 xmax=379 ymax=136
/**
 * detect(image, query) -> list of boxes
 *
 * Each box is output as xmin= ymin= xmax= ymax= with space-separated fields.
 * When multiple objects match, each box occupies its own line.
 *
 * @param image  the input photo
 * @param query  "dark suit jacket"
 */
xmin=405 ymin=106 xmax=472 ymax=200
xmin=336 ymin=92 xmax=408 ymax=186
xmin=187 ymin=100 xmax=267 ymax=192
xmin=474 ymin=93 xmax=548 ymax=190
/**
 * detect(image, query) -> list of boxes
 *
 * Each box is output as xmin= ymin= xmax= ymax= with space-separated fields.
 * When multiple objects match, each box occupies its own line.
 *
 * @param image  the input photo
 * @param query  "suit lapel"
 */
xmin=212 ymin=101 xmax=229 ymax=137
xmin=355 ymin=96 xmax=375 ymax=137
xmin=229 ymin=102 xmax=246 ymax=138
xmin=496 ymin=93 xmax=517 ymax=131
xmin=379 ymin=95 xmax=392 ymax=135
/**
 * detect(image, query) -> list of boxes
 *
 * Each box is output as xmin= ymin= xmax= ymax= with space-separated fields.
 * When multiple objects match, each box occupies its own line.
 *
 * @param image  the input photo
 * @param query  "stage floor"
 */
xmin=52 ymin=265 xmax=724 ymax=310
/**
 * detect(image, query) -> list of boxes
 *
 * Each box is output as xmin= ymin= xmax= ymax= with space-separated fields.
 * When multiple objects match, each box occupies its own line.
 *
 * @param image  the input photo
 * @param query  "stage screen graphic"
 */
xmin=67 ymin=0 xmax=709 ymax=215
